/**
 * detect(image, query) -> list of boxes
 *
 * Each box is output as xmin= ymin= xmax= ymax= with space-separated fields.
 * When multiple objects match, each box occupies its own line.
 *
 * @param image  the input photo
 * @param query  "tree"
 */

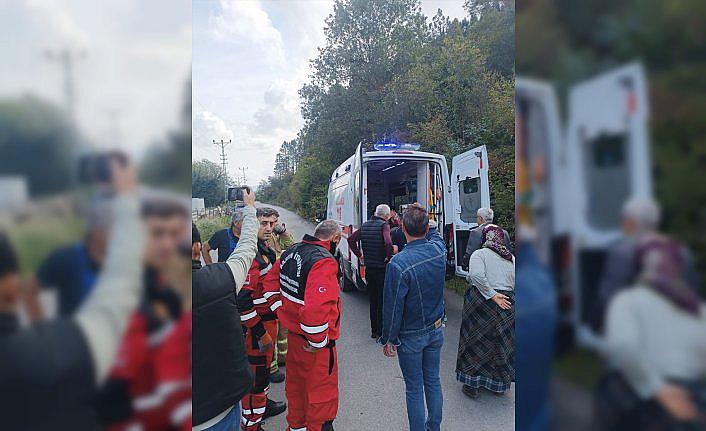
xmin=192 ymin=159 xmax=230 ymax=207
xmin=0 ymin=95 xmax=80 ymax=196
xmin=260 ymin=0 xmax=515 ymax=226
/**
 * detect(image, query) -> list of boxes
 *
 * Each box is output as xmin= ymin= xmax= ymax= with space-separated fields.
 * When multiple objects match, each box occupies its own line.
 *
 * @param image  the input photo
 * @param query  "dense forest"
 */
xmin=516 ymin=0 xmax=706 ymax=286
xmin=258 ymin=0 xmax=515 ymax=232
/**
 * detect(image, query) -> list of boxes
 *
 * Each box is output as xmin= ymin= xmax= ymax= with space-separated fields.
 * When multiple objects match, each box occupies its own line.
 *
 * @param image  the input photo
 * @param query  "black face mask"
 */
xmin=329 ymin=241 xmax=339 ymax=254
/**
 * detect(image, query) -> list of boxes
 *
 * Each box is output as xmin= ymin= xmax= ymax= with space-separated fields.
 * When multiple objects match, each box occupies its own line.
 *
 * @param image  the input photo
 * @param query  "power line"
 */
xmin=44 ymin=48 xmax=86 ymax=119
xmin=213 ymin=139 xmax=231 ymax=203
xmin=238 ymin=166 xmax=248 ymax=187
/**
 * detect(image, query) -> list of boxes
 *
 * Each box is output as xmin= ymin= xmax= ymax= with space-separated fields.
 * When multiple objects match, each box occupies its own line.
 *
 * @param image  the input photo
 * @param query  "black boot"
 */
xmin=270 ymin=369 xmax=285 ymax=384
xmin=263 ymin=397 xmax=287 ymax=419
xmin=462 ymin=385 xmax=479 ymax=399
xmin=321 ymin=420 xmax=335 ymax=431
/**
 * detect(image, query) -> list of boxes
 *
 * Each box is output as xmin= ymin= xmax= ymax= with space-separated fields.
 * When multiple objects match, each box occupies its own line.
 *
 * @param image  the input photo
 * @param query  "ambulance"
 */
xmin=516 ymin=62 xmax=651 ymax=345
xmin=327 ymin=140 xmax=491 ymax=291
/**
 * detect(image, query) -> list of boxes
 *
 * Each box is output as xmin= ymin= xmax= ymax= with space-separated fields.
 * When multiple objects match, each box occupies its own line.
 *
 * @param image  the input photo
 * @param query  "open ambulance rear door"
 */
xmin=450 ymin=145 xmax=491 ymax=277
xmin=565 ymin=62 xmax=651 ymax=332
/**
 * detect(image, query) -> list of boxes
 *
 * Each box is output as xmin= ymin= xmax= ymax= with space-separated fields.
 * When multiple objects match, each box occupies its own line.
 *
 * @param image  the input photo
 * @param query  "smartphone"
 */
xmin=227 ymin=186 xmax=251 ymax=202
xmin=78 ymin=151 xmax=128 ymax=184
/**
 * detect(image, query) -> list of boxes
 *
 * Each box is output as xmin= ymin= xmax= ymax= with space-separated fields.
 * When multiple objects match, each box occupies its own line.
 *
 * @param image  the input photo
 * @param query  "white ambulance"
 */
xmin=516 ymin=62 xmax=651 ymax=343
xmin=326 ymin=141 xmax=491 ymax=291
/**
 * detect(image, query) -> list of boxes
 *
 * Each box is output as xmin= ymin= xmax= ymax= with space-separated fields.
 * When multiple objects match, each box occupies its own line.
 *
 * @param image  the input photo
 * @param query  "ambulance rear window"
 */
xmin=583 ymin=132 xmax=630 ymax=230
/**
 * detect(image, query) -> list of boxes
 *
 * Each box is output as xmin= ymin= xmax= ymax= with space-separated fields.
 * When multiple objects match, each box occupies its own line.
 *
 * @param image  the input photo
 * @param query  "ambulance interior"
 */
xmin=364 ymin=159 xmax=445 ymax=229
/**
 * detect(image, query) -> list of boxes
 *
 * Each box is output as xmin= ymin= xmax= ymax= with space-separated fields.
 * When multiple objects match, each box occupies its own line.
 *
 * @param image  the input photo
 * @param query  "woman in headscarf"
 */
xmin=456 ymin=224 xmax=515 ymax=399
xmin=600 ymin=235 xmax=706 ymax=430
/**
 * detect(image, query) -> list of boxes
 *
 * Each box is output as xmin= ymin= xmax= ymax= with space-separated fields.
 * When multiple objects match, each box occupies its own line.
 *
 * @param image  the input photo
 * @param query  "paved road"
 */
xmin=257 ymin=203 xmax=515 ymax=431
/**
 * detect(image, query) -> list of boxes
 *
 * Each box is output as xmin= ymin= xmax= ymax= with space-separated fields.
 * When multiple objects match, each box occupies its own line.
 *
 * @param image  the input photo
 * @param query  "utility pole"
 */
xmin=44 ymin=48 xmax=86 ymax=119
xmin=238 ymin=166 xmax=248 ymax=187
xmin=213 ymin=139 xmax=231 ymax=204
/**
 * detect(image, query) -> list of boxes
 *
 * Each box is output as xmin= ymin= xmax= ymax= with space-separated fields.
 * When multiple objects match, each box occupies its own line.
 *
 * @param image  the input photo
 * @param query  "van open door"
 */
xmin=451 ymin=145 xmax=490 ymax=277
xmin=565 ymin=62 xmax=650 ymax=333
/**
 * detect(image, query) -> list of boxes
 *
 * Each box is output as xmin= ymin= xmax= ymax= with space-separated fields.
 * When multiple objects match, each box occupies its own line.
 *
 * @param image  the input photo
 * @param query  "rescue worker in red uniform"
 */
xmin=237 ymin=207 xmax=287 ymax=430
xmin=263 ymin=219 xmax=342 ymax=431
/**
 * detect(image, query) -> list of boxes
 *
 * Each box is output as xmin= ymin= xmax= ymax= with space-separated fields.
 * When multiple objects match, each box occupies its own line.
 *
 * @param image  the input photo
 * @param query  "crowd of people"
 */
xmin=0 ymin=160 xmax=194 ymax=430
xmin=348 ymin=203 xmax=516 ymax=431
xmin=191 ymin=196 xmax=517 ymax=431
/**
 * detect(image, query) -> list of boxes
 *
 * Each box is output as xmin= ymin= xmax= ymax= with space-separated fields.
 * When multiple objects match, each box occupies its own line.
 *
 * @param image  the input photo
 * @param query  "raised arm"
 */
xmin=74 ymin=161 xmax=145 ymax=384
xmin=225 ymin=191 xmax=258 ymax=293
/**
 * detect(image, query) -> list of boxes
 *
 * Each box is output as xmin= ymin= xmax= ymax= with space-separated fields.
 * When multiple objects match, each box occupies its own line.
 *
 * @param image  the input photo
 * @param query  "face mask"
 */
xmin=329 ymin=241 xmax=338 ymax=254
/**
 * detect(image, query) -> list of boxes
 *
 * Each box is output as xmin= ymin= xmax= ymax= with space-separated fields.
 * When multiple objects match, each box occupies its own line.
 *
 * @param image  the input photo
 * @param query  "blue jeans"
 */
xmin=397 ymin=326 xmax=444 ymax=431
xmin=202 ymin=403 xmax=240 ymax=431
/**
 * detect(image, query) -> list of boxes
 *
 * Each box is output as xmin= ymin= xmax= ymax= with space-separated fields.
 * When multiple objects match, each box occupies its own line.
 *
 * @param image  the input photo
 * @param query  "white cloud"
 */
xmin=24 ymin=0 xmax=90 ymax=46
xmin=209 ymin=0 xmax=285 ymax=65
xmin=193 ymin=111 xmax=234 ymax=149
xmin=249 ymin=80 xmax=301 ymax=136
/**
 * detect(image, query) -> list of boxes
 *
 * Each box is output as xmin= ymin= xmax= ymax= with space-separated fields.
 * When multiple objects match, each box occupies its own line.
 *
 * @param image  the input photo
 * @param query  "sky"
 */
xmin=0 ymin=0 xmax=192 ymax=156
xmin=193 ymin=0 xmax=468 ymax=188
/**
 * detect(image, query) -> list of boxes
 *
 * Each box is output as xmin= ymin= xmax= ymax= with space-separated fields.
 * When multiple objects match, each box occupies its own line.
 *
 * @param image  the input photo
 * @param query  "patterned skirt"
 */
xmin=455 ymin=286 xmax=515 ymax=392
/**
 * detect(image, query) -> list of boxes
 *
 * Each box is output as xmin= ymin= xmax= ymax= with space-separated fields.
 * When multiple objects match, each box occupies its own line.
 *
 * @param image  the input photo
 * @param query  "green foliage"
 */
xmin=195 ymin=215 xmax=230 ymax=244
xmin=517 ymin=0 xmax=706 ymax=287
xmin=261 ymin=0 xmax=515 ymax=226
xmin=192 ymin=159 xmax=231 ymax=208
xmin=0 ymin=95 xmax=80 ymax=196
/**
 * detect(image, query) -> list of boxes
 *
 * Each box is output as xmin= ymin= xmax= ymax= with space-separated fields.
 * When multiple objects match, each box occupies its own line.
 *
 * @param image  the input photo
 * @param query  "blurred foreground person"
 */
xmin=457 ymin=224 xmax=515 ymax=399
xmin=268 ymin=222 xmax=294 ymax=384
xmin=462 ymin=207 xmax=512 ymax=269
xmin=98 ymin=195 xmax=190 ymax=430
xmin=0 ymin=233 xmax=21 ymax=336
xmin=25 ymin=200 xmax=111 ymax=321
xmin=514 ymin=226 xmax=557 ymax=431
xmin=598 ymin=235 xmax=706 ymax=430
xmin=380 ymin=205 xmax=446 ymax=431
xmin=203 ymin=209 xmax=245 ymax=264
xmin=0 ymin=161 xmax=145 ymax=430
xmin=192 ymin=187 xmax=259 ymax=431
xmin=236 ymin=207 xmax=287 ymax=430
xmin=348 ymin=203 xmax=394 ymax=339
xmin=265 ymin=220 xmax=342 ymax=431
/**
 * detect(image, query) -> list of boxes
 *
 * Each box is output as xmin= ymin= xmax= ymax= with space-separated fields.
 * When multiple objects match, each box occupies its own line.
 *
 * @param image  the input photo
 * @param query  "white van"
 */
xmin=516 ymin=63 xmax=651 ymax=342
xmin=327 ymin=142 xmax=491 ymax=291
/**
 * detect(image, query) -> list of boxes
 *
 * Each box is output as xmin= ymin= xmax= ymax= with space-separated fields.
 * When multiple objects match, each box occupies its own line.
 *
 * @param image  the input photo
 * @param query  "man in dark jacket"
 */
xmin=462 ymin=207 xmax=512 ymax=269
xmin=192 ymin=188 xmax=260 ymax=431
xmin=348 ymin=203 xmax=394 ymax=338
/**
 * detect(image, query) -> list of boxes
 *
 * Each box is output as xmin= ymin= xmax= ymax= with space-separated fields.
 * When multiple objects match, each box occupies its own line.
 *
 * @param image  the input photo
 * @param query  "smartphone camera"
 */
xmin=227 ymin=186 xmax=250 ymax=202
xmin=78 ymin=151 xmax=128 ymax=184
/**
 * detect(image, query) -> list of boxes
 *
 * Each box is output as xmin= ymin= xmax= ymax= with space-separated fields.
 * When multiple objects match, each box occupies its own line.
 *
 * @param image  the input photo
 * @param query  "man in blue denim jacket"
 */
xmin=379 ymin=204 xmax=446 ymax=431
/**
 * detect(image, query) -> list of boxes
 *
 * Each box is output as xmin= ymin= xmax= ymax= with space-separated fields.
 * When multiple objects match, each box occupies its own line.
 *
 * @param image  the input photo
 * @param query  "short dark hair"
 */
xmin=402 ymin=205 xmax=429 ymax=237
xmin=256 ymin=207 xmax=279 ymax=219
xmin=192 ymin=223 xmax=201 ymax=244
xmin=0 ymin=232 xmax=18 ymax=277
xmin=141 ymin=197 xmax=189 ymax=219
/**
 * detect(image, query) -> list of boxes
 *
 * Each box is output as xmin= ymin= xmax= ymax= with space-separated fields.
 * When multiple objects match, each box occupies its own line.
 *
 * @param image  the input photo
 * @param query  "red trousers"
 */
xmin=285 ymin=333 xmax=338 ymax=431
xmin=241 ymin=319 xmax=278 ymax=431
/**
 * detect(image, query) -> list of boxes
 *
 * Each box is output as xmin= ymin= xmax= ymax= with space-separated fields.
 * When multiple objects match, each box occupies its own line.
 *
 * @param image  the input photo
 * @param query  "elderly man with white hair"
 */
xmin=462 ymin=207 xmax=512 ymax=269
xmin=348 ymin=203 xmax=395 ymax=338
xmin=596 ymin=197 xmax=698 ymax=326
xmin=202 ymin=207 xmax=246 ymax=264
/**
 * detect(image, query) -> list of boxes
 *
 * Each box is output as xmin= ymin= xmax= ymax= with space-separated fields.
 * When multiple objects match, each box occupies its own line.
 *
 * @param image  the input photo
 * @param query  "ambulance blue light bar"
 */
xmin=373 ymin=139 xmax=421 ymax=152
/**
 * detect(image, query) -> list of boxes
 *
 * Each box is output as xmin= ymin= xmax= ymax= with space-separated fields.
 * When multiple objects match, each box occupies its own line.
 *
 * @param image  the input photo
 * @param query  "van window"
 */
xmin=582 ymin=132 xmax=629 ymax=230
xmin=459 ymin=177 xmax=481 ymax=223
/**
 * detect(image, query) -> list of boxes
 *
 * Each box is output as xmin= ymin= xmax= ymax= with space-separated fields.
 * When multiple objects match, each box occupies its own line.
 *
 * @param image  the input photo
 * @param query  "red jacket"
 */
xmin=237 ymin=241 xmax=278 ymax=332
xmin=263 ymin=237 xmax=341 ymax=348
